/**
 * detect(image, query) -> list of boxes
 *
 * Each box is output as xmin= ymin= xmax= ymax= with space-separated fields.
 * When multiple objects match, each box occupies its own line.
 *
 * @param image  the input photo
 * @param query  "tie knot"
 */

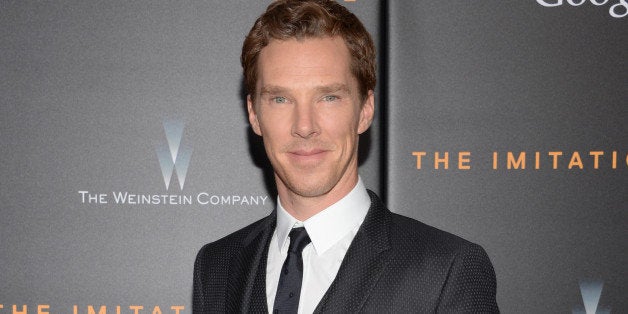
xmin=288 ymin=227 xmax=311 ymax=254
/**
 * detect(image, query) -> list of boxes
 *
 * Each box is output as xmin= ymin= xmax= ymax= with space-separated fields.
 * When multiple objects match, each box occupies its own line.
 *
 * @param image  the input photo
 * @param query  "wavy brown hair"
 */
xmin=242 ymin=0 xmax=376 ymax=102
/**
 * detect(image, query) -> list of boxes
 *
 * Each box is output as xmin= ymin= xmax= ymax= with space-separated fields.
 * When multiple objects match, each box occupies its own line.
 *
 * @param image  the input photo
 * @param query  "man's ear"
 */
xmin=358 ymin=90 xmax=375 ymax=134
xmin=247 ymin=95 xmax=262 ymax=136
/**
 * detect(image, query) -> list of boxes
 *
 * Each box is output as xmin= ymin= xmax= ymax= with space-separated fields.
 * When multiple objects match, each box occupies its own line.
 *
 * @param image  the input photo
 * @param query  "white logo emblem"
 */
xmin=156 ymin=119 xmax=192 ymax=190
xmin=572 ymin=280 xmax=611 ymax=314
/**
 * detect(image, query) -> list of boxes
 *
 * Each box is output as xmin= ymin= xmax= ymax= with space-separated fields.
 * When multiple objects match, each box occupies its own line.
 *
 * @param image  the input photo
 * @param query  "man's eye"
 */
xmin=272 ymin=96 xmax=287 ymax=103
xmin=323 ymin=95 xmax=338 ymax=102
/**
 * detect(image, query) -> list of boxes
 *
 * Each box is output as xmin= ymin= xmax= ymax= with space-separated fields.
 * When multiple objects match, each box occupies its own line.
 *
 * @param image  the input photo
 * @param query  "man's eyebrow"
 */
xmin=260 ymin=84 xmax=350 ymax=94
xmin=315 ymin=83 xmax=351 ymax=94
xmin=259 ymin=84 xmax=351 ymax=96
xmin=259 ymin=85 xmax=288 ymax=95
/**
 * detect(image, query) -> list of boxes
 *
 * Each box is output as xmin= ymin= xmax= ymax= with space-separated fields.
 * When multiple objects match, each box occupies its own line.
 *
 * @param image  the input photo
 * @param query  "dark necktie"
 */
xmin=272 ymin=227 xmax=311 ymax=313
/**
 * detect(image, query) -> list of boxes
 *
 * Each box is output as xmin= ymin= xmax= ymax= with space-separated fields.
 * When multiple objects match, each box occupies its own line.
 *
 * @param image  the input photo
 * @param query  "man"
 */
xmin=194 ymin=0 xmax=499 ymax=312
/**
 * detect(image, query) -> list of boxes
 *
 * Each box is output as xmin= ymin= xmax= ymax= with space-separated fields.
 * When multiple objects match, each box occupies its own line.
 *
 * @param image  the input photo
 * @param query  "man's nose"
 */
xmin=291 ymin=103 xmax=319 ymax=139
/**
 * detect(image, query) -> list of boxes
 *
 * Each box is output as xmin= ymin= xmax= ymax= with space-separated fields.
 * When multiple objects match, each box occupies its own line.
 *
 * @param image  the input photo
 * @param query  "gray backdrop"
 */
xmin=1 ymin=1 xmax=625 ymax=313
xmin=386 ymin=1 xmax=626 ymax=313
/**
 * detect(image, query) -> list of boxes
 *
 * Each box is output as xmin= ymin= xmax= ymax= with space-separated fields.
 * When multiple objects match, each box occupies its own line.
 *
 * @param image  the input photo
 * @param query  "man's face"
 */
xmin=247 ymin=36 xmax=374 ymax=203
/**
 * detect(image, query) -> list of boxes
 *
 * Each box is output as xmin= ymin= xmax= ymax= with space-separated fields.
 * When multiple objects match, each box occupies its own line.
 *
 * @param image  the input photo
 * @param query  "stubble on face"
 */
xmin=275 ymin=136 xmax=355 ymax=198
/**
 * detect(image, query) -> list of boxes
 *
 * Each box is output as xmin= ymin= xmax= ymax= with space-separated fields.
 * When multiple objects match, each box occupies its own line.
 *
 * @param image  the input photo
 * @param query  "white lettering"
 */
xmin=141 ymin=194 xmax=151 ymax=204
xmin=109 ymin=192 xmax=192 ymax=205
xmin=197 ymin=192 xmax=208 ymax=205
xmin=112 ymin=191 xmax=129 ymax=203
xmin=537 ymin=0 xmax=626 ymax=18
xmin=610 ymin=0 xmax=628 ymax=17
xmin=210 ymin=195 xmax=220 ymax=205
xmin=196 ymin=194 xmax=269 ymax=206
xmin=78 ymin=191 xmax=108 ymax=204
xmin=220 ymin=195 xmax=230 ymax=205
xmin=567 ymin=0 xmax=587 ymax=6
xmin=537 ymin=0 xmax=563 ymax=7
xmin=241 ymin=197 xmax=249 ymax=205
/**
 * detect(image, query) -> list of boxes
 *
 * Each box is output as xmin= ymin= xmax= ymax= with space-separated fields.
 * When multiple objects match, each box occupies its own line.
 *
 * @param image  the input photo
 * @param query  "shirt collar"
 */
xmin=275 ymin=177 xmax=371 ymax=255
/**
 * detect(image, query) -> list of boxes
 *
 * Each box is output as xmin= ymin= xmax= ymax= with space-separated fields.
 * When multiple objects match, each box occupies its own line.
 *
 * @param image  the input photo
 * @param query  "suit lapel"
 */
xmin=225 ymin=212 xmax=275 ymax=313
xmin=314 ymin=191 xmax=392 ymax=312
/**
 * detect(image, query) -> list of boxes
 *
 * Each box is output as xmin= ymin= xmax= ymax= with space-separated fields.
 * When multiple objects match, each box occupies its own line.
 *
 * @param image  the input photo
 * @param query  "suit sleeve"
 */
xmin=194 ymin=243 xmax=229 ymax=314
xmin=435 ymin=243 xmax=499 ymax=313
xmin=193 ymin=244 xmax=210 ymax=314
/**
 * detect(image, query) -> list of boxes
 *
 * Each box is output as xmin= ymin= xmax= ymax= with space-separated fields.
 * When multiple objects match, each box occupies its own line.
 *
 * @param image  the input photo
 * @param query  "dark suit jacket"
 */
xmin=193 ymin=191 xmax=499 ymax=313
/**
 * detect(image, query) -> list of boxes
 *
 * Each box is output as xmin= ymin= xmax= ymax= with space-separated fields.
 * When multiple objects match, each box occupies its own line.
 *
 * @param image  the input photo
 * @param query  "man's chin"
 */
xmin=292 ymin=185 xmax=332 ymax=198
xmin=282 ymin=178 xmax=336 ymax=199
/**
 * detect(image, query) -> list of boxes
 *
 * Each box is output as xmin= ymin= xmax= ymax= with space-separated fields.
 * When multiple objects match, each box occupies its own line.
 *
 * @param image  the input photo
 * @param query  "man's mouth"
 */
xmin=288 ymin=148 xmax=329 ymax=163
xmin=290 ymin=148 xmax=327 ymax=156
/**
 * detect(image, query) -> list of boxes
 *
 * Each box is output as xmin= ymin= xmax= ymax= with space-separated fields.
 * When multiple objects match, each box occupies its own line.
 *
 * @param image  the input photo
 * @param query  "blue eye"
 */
xmin=323 ymin=95 xmax=338 ymax=102
xmin=273 ymin=96 xmax=287 ymax=103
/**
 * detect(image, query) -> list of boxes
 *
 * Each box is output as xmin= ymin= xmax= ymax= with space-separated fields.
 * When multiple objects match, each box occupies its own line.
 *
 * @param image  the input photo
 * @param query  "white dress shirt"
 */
xmin=266 ymin=178 xmax=371 ymax=314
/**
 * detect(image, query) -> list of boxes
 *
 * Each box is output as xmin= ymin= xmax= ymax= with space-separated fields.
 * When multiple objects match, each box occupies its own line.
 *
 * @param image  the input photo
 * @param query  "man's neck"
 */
xmin=277 ymin=175 xmax=359 ymax=221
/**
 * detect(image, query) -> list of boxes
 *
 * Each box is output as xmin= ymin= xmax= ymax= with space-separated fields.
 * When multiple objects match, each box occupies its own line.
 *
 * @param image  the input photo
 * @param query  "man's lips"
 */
xmin=287 ymin=148 xmax=329 ymax=162
xmin=289 ymin=148 xmax=327 ymax=156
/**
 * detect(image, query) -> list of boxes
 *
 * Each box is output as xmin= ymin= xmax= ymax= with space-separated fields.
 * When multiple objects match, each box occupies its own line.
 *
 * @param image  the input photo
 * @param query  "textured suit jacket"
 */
xmin=193 ymin=191 xmax=499 ymax=313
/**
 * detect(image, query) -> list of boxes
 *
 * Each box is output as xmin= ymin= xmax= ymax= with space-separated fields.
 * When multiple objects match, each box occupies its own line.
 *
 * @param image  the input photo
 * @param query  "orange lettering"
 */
xmin=151 ymin=307 xmax=162 ymax=314
xmin=589 ymin=151 xmax=603 ymax=169
xmin=612 ymin=151 xmax=617 ymax=168
xmin=492 ymin=152 xmax=498 ymax=169
xmin=129 ymin=306 xmax=143 ymax=314
xmin=535 ymin=152 xmax=540 ymax=169
xmin=434 ymin=152 xmax=449 ymax=169
xmin=13 ymin=305 xmax=27 ymax=314
xmin=568 ymin=151 xmax=583 ymax=169
xmin=548 ymin=151 xmax=563 ymax=169
xmin=88 ymin=306 xmax=106 ymax=314
xmin=507 ymin=152 xmax=526 ymax=169
xmin=170 ymin=306 xmax=184 ymax=314
xmin=37 ymin=305 xmax=49 ymax=314
xmin=412 ymin=152 xmax=426 ymax=169
xmin=458 ymin=152 xmax=471 ymax=170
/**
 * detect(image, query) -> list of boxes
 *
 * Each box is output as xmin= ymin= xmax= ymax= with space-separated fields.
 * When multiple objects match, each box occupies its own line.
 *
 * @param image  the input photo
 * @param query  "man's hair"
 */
xmin=242 ymin=0 xmax=376 ymax=101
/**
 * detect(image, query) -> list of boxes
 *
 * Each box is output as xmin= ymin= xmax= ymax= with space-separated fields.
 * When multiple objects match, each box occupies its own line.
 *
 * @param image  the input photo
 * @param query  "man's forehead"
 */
xmin=259 ymin=36 xmax=350 ymax=59
xmin=257 ymin=37 xmax=352 ymax=76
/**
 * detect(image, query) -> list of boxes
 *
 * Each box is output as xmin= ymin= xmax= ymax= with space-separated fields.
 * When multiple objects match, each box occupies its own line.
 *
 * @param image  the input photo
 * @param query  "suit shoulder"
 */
xmin=193 ymin=214 xmax=274 ymax=311
xmin=387 ymin=214 xmax=501 ymax=312
xmin=366 ymin=190 xmax=484 ymax=255
xmin=388 ymin=212 xmax=484 ymax=255
xmin=386 ymin=211 xmax=498 ymax=312
xmin=195 ymin=214 xmax=272 ymax=265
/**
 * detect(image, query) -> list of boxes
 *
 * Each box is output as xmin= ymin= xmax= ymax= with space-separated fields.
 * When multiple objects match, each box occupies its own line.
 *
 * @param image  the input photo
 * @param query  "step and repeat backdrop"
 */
xmin=1 ymin=1 xmax=625 ymax=313
xmin=385 ymin=1 xmax=626 ymax=313
xmin=0 ymin=1 xmax=382 ymax=312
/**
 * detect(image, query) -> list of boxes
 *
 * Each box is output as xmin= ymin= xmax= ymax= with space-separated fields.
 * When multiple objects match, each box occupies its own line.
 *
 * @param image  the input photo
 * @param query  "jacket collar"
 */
xmin=314 ymin=190 xmax=392 ymax=312
xmin=225 ymin=211 xmax=276 ymax=313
